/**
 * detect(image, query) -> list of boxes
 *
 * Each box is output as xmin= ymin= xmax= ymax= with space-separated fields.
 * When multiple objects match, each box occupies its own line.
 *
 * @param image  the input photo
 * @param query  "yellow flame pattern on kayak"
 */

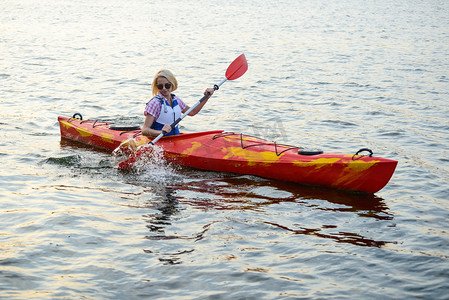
xmin=181 ymin=142 xmax=203 ymax=156
xmin=75 ymin=127 xmax=93 ymax=137
xmin=60 ymin=121 xmax=72 ymax=130
xmin=221 ymin=147 xmax=281 ymax=166
xmin=334 ymin=159 xmax=379 ymax=186
xmin=101 ymin=133 xmax=115 ymax=144
xmin=292 ymin=157 xmax=380 ymax=187
xmin=292 ymin=157 xmax=340 ymax=168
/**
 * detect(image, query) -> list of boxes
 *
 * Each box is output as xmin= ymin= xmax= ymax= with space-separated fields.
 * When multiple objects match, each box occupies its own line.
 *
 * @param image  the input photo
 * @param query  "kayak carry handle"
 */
xmin=72 ymin=113 xmax=83 ymax=120
xmin=353 ymin=148 xmax=373 ymax=160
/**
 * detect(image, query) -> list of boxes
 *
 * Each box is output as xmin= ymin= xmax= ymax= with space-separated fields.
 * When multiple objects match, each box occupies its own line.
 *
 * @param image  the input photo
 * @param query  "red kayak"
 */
xmin=58 ymin=114 xmax=397 ymax=193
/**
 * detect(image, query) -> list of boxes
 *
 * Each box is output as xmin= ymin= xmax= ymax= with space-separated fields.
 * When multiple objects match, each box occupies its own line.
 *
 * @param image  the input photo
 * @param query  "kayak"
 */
xmin=58 ymin=114 xmax=397 ymax=193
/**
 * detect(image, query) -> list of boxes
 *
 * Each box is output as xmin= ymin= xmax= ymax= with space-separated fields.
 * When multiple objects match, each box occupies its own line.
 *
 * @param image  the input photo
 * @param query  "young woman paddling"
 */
xmin=141 ymin=69 xmax=214 ymax=137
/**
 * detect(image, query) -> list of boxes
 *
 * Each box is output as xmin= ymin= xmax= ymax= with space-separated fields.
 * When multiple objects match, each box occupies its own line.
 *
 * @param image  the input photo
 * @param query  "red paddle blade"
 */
xmin=225 ymin=54 xmax=248 ymax=81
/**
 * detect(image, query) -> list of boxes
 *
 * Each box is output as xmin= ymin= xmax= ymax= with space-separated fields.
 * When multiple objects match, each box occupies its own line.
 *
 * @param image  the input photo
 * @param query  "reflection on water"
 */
xmin=174 ymin=173 xmax=390 ymax=216
xmin=175 ymin=175 xmax=394 ymax=248
xmin=142 ymin=188 xmax=179 ymax=234
xmin=128 ymin=171 xmax=395 ymax=256
xmin=263 ymin=221 xmax=391 ymax=248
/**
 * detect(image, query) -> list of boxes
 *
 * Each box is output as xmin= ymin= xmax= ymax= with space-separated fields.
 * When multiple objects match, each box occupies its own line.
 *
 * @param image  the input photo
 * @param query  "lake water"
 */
xmin=1 ymin=0 xmax=448 ymax=299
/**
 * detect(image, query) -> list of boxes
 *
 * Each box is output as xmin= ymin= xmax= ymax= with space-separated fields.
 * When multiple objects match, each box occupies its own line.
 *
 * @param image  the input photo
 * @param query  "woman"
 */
xmin=141 ymin=69 xmax=214 ymax=137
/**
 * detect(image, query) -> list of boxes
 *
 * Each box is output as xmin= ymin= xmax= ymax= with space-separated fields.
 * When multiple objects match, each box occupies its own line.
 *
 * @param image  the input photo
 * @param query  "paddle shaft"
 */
xmin=150 ymin=78 xmax=227 ymax=145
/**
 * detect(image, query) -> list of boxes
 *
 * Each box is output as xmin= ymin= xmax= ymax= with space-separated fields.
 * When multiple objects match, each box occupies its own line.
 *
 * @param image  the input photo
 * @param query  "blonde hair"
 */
xmin=151 ymin=69 xmax=178 ymax=96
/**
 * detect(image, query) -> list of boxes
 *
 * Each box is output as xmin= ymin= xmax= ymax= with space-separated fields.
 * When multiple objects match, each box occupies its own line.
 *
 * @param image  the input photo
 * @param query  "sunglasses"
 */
xmin=157 ymin=83 xmax=172 ymax=90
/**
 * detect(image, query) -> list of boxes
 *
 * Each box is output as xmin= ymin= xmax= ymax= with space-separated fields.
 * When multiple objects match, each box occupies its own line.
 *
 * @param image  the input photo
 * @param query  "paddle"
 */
xmin=117 ymin=54 xmax=248 ymax=170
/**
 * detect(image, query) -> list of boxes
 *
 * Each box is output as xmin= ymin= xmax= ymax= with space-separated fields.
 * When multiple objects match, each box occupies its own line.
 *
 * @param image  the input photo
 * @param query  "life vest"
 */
xmin=150 ymin=95 xmax=182 ymax=136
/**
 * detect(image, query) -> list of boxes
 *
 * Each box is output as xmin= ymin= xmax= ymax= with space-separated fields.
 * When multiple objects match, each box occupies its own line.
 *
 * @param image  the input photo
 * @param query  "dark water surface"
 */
xmin=1 ymin=0 xmax=448 ymax=299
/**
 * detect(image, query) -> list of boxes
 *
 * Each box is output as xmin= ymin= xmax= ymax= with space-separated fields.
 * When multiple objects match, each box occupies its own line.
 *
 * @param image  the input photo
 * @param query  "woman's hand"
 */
xmin=161 ymin=124 xmax=172 ymax=134
xmin=204 ymin=88 xmax=214 ymax=96
xmin=142 ymin=115 xmax=172 ymax=137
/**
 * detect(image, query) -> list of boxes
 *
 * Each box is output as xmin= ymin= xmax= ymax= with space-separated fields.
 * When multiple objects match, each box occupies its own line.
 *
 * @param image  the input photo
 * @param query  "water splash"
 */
xmin=113 ymin=141 xmax=180 ymax=185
